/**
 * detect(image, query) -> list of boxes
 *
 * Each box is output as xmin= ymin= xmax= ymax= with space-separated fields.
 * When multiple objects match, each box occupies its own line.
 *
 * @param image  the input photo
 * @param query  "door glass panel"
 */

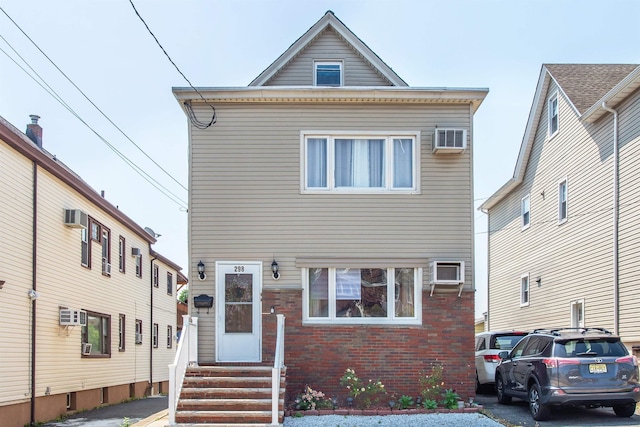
xmin=224 ymin=273 xmax=253 ymax=333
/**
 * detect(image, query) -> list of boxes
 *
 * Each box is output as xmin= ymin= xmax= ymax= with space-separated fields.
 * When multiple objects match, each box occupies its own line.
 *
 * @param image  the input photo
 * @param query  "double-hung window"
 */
xmin=520 ymin=274 xmax=530 ymax=306
xmin=167 ymin=272 xmax=173 ymax=295
xmin=82 ymin=311 xmax=111 ymax=357
xmin=558 ymin=178 xmax=568 ymax=223
xmin=521 ymin=194 xmax=530 ymax=229
xmin=303 ymin=132 xmax=418 ymax=193
xmin=118 ymin=236 xmax=125 ymax=273
xmin=314 ymin=61 xmax=342 ymax=86
xmin=304 ymin=267 xmax=421 ymax=324
xmin=153 ymin=264 xmax=159 ymax=287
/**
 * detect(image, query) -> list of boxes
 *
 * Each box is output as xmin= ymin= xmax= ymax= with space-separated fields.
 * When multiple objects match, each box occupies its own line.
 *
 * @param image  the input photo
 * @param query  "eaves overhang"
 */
xmin=172 ymin=86 xmax=489 ymax=113
xmin=0 ymin=116 xmax=156 ymax=244
xmin=581 ymin=65 xmax=640 ymax=123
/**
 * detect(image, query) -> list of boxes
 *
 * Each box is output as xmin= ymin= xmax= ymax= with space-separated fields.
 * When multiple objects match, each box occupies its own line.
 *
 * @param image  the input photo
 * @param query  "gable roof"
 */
xmin=480 ymin=63 xmax=640 ymax=212
xmin=249 ymin=10 xmax=407 ymax=87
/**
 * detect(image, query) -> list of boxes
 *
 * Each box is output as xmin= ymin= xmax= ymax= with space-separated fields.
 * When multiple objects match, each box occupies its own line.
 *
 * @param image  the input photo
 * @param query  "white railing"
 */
xmin=168 ymin=315 xmax=198 ymax=425
xmin=271 ymin=314 xmax=286 ymax=425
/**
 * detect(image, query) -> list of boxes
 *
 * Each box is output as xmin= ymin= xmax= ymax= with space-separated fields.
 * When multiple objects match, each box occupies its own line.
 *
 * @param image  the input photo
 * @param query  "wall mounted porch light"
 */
xmin=271 ymin=259 xmax=280 ymax=280
xmin=197 ymin=261 xmax=206 ymax=281
xmin=536 ymin=276 xmax=542 ymax=286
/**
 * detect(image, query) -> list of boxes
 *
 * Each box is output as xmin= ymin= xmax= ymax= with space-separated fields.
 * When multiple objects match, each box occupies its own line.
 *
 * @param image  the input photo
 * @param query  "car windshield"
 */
xmin=491 ymin=334 xmax=526 ymax=350
xmin=554 ymin=338 xmax=628 ymax=357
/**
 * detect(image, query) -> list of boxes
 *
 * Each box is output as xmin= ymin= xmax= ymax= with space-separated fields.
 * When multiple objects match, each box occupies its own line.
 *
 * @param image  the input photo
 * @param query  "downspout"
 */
xmin=602 ymin=101 xmax=619 ymax=335
xmin=150 ymin=256 xmax=157 ymax=395
xmin=30 ymin=161 xmax=38 ymax=426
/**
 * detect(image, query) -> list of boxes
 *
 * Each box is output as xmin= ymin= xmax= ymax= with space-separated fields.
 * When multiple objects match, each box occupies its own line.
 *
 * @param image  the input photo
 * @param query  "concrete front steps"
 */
xmin=175 ymin=365 xmax=286 ymax=426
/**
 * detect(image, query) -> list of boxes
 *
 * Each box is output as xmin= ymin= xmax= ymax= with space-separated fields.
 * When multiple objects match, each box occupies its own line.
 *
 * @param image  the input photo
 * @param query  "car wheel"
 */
xmin=613 ymin=403 xmax=636 ymax=417
xmin=528 ymin=382 xmax=550 ymax=421
xmin=496 ymin=374 xmax=511 ymax=404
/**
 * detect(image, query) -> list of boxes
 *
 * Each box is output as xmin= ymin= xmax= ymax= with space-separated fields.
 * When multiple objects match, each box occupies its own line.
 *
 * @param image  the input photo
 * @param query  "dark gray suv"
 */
xmin=495 ymin=327 xmax=640 ymax=421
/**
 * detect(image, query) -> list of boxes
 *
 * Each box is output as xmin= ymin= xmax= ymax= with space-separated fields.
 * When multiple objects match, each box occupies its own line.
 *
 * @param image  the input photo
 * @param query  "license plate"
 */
xmin=589 ymin=363 xmax=607 ymax=374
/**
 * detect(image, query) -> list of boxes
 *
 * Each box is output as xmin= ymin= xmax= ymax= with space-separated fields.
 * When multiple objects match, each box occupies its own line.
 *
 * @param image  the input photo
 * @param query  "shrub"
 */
xmin=419 ymin=363 xmax=444 ymax=403
xmin=441 ymin=388 xmax=460 ymax=409
xmin=339 ymin=368 xmax=386 ymax=408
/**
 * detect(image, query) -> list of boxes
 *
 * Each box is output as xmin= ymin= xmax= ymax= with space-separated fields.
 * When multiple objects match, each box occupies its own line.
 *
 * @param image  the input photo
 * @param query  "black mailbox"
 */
xmin=193 ymin=294 xmax=214 ymax=309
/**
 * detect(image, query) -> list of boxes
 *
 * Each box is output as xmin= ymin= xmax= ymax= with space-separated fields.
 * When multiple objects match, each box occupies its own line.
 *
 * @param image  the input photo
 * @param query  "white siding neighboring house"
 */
xmin=481 ymin=64 xmax=640 ymax=351
xmin=0 ymin=115 xmax=185 ymax=427
xmin=173 ymin=10 xmax=488 ymax=404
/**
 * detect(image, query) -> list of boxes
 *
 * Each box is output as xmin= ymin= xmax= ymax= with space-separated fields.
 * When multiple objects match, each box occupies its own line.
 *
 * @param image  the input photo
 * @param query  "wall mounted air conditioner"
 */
xmin=131 ymin=248 xmax=141 ymax=257
xmin=135 ymin=333 xmax=143 ymax=344
xmin=430 ymin=261 xmax=465 ymax=297
xmin=82 ymin=343 xmax=92 ymax=355
xmin=60 ymin=309 xmax=87 ymax=326
xmin=433 ymin=128 xmax=467 ymax=153
xmin=103 ymin=262 xmax=112 ymax=276
xmin=64 ymin=209 xmax=88 ymax=229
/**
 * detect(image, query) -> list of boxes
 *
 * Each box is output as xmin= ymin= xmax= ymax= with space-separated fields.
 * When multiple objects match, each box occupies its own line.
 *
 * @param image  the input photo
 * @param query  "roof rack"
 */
xmin=531 ymin=327 xmax=612 ymax=336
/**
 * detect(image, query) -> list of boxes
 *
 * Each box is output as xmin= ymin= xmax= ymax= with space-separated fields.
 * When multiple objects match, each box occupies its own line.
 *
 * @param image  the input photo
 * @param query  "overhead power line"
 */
xmin=0 ymin=42 xmax=188 ymax=209
xmin=0 ymin=4 xmax=188 ymax=193
xmin=128 ymin=0 xmax=217 ymax=130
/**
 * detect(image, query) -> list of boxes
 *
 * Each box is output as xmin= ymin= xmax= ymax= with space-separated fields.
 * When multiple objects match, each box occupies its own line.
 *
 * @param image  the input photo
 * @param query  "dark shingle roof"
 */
xmin=545 ymin=64 xmax=638 ymax=114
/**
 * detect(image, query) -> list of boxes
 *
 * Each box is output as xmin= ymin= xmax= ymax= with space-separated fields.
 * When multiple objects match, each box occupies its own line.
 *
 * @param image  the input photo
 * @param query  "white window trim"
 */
xmin=570 ymin=298 xmax=585 ymax=328
xmin=558 ymin=177 xmax=568 ymax=224
xmin=520 ymin=273 xmax=530 ymax=307
xmin=302 ymin=267 xmax=422 ymax=325
xmin=548 ymin=92 xmax=559 ymax=138
xmin=300 ymin=131 xmax=421 ymax=194
xmin=314 ymin=60 xmax=343 ymax=87
xmin=521 ymin=194 xmax=530 ymax=230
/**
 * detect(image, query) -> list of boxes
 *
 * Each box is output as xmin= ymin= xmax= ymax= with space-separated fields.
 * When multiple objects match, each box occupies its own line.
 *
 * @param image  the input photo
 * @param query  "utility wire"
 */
xmin=0 ymin=4 xmax=188 ymax=193
xmin=0 ymin=41 xmax=188 ymax=209
xmin=128 ymin=0 xmax=216 ymax=130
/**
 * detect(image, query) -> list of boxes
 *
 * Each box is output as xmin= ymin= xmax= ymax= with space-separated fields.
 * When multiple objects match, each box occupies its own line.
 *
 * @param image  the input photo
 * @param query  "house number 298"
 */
xmin=234 ymin=266 xmax=245 ymax=272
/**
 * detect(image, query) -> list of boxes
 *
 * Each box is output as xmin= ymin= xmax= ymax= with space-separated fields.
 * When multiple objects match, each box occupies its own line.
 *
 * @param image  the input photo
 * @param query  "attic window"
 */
xmin=315 ymin=61 xmax=342 ymax=86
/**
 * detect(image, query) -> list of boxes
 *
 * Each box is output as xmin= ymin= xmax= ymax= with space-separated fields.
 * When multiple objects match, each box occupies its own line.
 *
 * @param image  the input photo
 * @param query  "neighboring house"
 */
xmin=0 ymin=115 xmax=185 ymax=427
xmin=480 ymin=64 xmax=640 ymax=350
xmin=173 ymin=11 xmax=488 ymax=403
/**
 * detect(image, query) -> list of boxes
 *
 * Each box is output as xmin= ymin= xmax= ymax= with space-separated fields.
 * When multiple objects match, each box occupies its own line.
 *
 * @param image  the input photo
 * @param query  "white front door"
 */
xmin=216 ymin=261 xmax=262 ymax=362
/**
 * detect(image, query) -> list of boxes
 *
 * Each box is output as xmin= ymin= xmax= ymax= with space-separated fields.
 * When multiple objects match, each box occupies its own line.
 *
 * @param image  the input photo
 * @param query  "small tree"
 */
xmin=177 ymin=288 xmax=188 ymax=303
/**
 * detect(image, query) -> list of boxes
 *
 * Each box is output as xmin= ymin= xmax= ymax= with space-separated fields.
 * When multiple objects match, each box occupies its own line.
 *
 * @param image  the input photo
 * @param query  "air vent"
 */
xmin=64 ymin=209 xmax=88 ymax=229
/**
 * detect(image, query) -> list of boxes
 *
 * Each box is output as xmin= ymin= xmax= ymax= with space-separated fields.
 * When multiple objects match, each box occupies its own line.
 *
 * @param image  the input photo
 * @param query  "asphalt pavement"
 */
xmin=41 ymin=395 xmax=168 ymax=427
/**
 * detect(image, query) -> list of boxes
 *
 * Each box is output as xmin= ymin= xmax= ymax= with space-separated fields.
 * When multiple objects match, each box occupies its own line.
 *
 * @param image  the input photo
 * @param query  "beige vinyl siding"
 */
xmin=151 ymin=259 xmax=178 ymax=382
xmin=32 ymin=166 xmax=152 ymax=395
xmin=189 ymin=102 xmax=474 ymax=359
xmin=265 ymin=27 xmax=392 ymax=87
xmin=0 ymin=139 xmax=34 ymax=404
xmin=616 ymin=87 xmax=640 ymax=342
xmin=488 ymin=81 xmax=618 ymax=331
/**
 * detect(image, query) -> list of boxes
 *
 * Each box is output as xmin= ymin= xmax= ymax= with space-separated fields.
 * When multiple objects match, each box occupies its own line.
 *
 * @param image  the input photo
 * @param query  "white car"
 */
xmin=475 ymin=331 xmax=527 ymax=392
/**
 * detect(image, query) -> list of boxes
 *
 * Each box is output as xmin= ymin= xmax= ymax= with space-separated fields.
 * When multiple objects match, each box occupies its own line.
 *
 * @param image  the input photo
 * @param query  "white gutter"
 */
xmin=601 ymin=101 xmax=619 ymax=335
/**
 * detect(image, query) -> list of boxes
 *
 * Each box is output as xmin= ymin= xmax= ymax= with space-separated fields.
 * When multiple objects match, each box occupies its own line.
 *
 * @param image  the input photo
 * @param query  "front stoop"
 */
xmin=175 ymin=366 xmax=286 ymax=426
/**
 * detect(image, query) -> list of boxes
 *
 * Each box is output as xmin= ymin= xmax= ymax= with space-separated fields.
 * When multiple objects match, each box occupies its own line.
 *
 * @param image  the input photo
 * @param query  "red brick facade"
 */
xmin=261 ymin=288 xmax=475 ymax=407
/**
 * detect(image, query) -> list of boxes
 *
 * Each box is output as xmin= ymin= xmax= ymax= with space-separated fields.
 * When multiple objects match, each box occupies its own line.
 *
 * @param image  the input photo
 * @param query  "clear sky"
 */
xmin=1 ymin=0 xmax=639 ymax=317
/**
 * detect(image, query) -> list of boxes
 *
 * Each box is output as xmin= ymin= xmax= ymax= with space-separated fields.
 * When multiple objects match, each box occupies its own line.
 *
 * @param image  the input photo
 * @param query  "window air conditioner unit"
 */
xmin=103 ymin=261 xmax=112 ymax=276
xmin=131 ymin=248 xmax=141 ymax=257
xmin=430 ymin=261 xmax=465 ymax=297
xmin=64 ymin=209 xmax=88 ymax=229
xmin=135 ymin=333 xmax=143 ymax=344
xmin=433 ymin=128 xmax=467 ymax=153
xmin=60 ymin=309 xmax=87 ymax=326
xmin=82 ymin=343 xmax=92 ymax=355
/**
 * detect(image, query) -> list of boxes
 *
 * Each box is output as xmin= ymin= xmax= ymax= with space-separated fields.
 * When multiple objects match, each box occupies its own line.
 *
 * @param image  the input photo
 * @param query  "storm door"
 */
xmin=215 ymin=261 xmax=262 ymax=362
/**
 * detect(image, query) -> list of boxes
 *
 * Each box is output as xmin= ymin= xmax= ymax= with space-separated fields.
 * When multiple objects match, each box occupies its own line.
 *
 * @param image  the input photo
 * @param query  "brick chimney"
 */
xmin=26 ymin=114 xmax=43 ymax=148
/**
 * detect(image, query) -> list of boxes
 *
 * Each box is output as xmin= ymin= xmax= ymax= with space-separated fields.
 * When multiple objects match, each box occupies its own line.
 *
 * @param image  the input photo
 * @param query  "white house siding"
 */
xmin=488 ymin=80 xmax=617 ymax=331
xmin=265 ymin=27 xmax=391 ymax=87
xmin=0 ymin=138 xmax=34 ymax=405
xmin=616 ymin=87 xmax=640 ymax=344
xmin=32 ymin=167 xmax=152 ymax=396
xmin=151 ymin=258 xmax=178 ymax=385
xmin=189 ymin=101 xmax=474 ymax=361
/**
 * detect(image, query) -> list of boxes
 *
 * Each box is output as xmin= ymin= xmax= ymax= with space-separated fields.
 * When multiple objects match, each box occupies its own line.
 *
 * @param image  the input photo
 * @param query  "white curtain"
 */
xmin=335 ymin=139 xmax=384 ymax=187
xmin=393 ymin=138 xmax=412 ymax=188
xmin=307 ymin=138 xmax=327 ymax=187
